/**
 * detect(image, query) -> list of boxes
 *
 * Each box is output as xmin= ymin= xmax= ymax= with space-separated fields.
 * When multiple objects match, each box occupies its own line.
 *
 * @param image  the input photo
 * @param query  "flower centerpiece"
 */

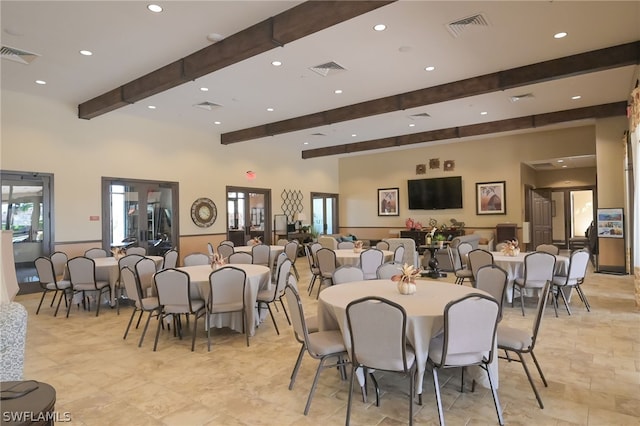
xmin=353 ymin=240 xmax=364 ymax=253
xmin=111 ymin=247 xmax=125 ymax=260
xmin=249 ymin=236 xmax=262 ymax=246
xmin=391 ymin=263 xmax=420 ymax=295
xmin=500 ymin=239 xmax=520 ymax=257
xmin=211 ymin=253 xmax=226 ymax=269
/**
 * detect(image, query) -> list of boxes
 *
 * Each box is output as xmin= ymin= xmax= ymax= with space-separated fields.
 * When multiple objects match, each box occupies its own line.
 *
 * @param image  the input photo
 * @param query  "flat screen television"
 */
xmin=407 ymin=176 xmax=463 ymax=210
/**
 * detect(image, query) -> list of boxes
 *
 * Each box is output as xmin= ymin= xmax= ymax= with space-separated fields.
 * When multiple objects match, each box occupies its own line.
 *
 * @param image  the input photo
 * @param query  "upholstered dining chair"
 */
xmin=337 ymin=241 xmax=355 ymax=249
xmin=457 ymin=242 xmax=473 ymax=269
xmin=284 ymin=241 xmax=300 ymax=279
xmin=376 ymin=262 xmax=402 ymax=279
xmin=126 ymin=246 xmax=146 ymax=256
xmin=49 ymin=251 xmax=68 ymax=282
xmin=428 ymin=293 xmax=503 ymax=426
xmin=227 ymin=252 xmax=253 ymax=264
xmin=208 ymin=266 xmax=248 ymax=348
xmin=134 ymin=257 xmax=157 ymax=296
xmin=393 ymin=245 xmax=405 ymax=264
xmin=183 ymin=252 xmax=211 ymax=266
xmin=34 ymin=256 xmax=71 ymax=316
xmin=283 ymin=280 xmax=348 ymax=416
xmin=304 ymin=244 xmax=321 ymax=296
xmin=153 ymin=268 xmax=206 ymax=352
xmin=220 ymin=240 xmax=235 ymax=247
xmin=121 ymin=266 xmax=161 ymax=347
xmin=345 ymin=296 xmax=417 ymax=426
xmin=315 ymin=248 xmax=337 ymax=299
xmin=359 ymin=248 xmax=384 ymax=280
xmin=551 ymin=249 xmax=590 ymax=316
xmin=251 ymin=243 xmax=271 ymax=267
xmin=448 ymin=246 xmax=474 ymax=285
xmin=468 ymin=249 xmax=494 ymax=282
xmin=162 ymin=249 xmax=179 ymax=270
xmin=535 ymin=244 xmax=559 ymax=255
xmin=216 ymin=243 xmax=235 ymax=261
xmin=512 ymin=251 xmax=556 ymax=316
xmin=207 ymin=242 xmax=215 ymax=260
xmin=474 ymin=264 xmax=509 ymax=322
xmin=498 ymin=281 xmax=552 ymax=409
xmin=66 ymin=256 xmax=111 ymax=317
xmin=332 ymin=265 xmax=364 ymax=285
xmin=375 ymin=241 xmax=390 ymax=251
xmin=84 ymin=248 xmax=108 ymax=259
xmin=116 ymin=254 xmax=145 ymax=314
xmin=257 ymin=257 xmax=292 ymax=335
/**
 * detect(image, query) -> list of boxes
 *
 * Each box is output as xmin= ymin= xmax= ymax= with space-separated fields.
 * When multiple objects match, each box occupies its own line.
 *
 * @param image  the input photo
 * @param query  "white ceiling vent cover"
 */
xmin=446 ymin=13 xmax=490 ymax=38
xmin=1 ymin=45 xmax=40 ymax=64
xmin=193 ymin=101 xmax=222 ymax=111
xmin=309 ymin=61 xmax=346 ymax=77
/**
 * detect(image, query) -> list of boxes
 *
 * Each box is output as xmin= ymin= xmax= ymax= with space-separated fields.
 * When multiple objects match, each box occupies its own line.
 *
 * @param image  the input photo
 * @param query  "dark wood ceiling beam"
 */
xmin=301 ymin=101 xmax=627 ymax=159
xmin=225 ymin=41 xmax=640 ymax=144
xmin=78 ymin=1 xmax=395 ymax=120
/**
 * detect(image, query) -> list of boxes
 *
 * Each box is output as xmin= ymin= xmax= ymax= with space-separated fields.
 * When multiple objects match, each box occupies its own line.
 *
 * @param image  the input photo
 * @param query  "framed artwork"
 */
xmin=378 ymin=188 xmax=399 ymax=216
xmin=597 ymin=208 xmax=624 ymax=238
xmin=476 ymin=181 xmax=506 ymax=215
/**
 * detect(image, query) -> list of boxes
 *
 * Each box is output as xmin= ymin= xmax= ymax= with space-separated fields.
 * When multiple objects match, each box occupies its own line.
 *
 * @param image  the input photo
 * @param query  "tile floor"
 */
xmin=14 ymin=258 xmax=640 ymax=425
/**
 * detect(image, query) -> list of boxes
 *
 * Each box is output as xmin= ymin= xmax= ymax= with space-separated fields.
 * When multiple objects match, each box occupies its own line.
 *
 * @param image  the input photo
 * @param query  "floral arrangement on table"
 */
xmin=391 ymin=263 xmax=420 ymax=295
xmin=211 ymin=253 xmax=226 ymax=269
xmin=111 ymin=247 xmax=126 ymax=260
xmin=249 ymin=236 xmax=262 ymax=246
xmin=500 ymin=239 xmax=520 ymax=257
xmin=353 ymin=240 xmax=364 ymax=253
xmin=405 ymin=218 xmax=423 ymax=230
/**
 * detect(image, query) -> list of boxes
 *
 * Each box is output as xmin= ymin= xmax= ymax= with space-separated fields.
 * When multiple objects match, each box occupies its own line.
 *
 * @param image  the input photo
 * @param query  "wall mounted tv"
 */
xmin=407 ymin=176 xmax=463 ymax=210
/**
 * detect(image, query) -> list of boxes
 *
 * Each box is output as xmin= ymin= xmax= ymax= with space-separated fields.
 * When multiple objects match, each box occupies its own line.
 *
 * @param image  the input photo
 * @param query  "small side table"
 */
xmin=419 ymin=243 xmax=448 ymax=279
xmin=0 ymin=381 xmax=57 ymax=425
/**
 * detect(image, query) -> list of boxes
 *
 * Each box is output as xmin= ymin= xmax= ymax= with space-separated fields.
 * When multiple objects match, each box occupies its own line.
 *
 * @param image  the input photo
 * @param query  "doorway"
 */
xmin=311 ymin=192 xmax=339 ymax=235
xmin=102 ymin=178 xmax=179 ymax=255
xmin=1 ymin=171 xmax=53 ymax=284
xmin=226 ymin=186 xmax=271 ymax=246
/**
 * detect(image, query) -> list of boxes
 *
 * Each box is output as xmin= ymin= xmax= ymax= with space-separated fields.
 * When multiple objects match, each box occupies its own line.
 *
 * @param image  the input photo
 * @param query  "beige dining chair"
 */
xmin=498 ymin=281 xmax=551 ymax=409
xmin=216 ymin=243 xmax=235 ymax=262
xmin=257 ymin=257 xmax=292 ymax=335
xmin=220 ymin=240 xmax=235 ymax=247
xmin=448 ymin=246 xmax=474 ymax=285
xmin=84 ymin=248 xmax=108 ymax=259
xmin=337 ymin=241 xmax=355 ymax=249
xmin=551 ymin=249 xmax=590 ymax=316
xmin=126 ymin=246 xmax=146 ymax=256
xmin=474 ymin=264 xmax=509 ymax=322
xmin=375 ymin=241 xmax=390 ymax=251
xmin=283 ymin=281 xmax=348 ymax=416
xmin=315 ymin=248 xmax=337 ymax=299
xmin=346 ymin=296 xmax=417 ymax=425
xmin=304 ymin=244 xmax=321 ymax=296
xmin=121 ymin=266 xmax=161 ymax=347
xmin=359 ymin=248 xmax=384 ymax=280
xmin=284 ymin=241 xmax=300 ymax=279
xmin=228 ymin=252 xmax=253 ymax=264
xmin=393 ymin=245 xmax=405 ymax=264
xmin=468 ymin=249 xmax=494 ymax=282
xmin=251 ymin=244 xmax=271 ymax=267
xmin=50 ymin=251 xmax=68 ymax=282
xmin=134 ymin=257 xmax=157 ymax=296
xmin=376 ymin=262 xmax=402 ymax=280
xmin=162 ymin=249 xmax=179 ymax=270
xmin=66 ymin=256 xmax=111 ymax=318
xmin=428 ymin=293 xmax=503 ymax=425
xmin=116 ymin=254 xmax=145 ymax=314
xmin=535 ymin=244 xmax=559 ymax=255
xmin=332 ymin=265 xmax=364 ymax=285
xmin=34 ymin=256 xmax=71 ymax=316
xmin=208 ymin=266 xmax=248 ymax=348
xmin=183 ymin=252 xmax=211 ymax=267
xmin=512 ymin=251 xmax=556 ymax=316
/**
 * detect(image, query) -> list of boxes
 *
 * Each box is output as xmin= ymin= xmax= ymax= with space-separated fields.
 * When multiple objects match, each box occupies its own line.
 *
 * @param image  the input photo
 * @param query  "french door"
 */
xmin=311 ymin=192 xmax=339 ymax=235
xmin=102 ymin=178 xmax=179 ymax=255
xmin=226 ymin=186 xmax=271 ymax=246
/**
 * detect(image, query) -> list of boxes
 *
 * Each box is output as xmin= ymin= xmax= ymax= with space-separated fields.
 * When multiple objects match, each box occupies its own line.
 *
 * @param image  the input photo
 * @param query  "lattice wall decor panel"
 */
xmin=281 ymin=189 xmax=303 ymax=221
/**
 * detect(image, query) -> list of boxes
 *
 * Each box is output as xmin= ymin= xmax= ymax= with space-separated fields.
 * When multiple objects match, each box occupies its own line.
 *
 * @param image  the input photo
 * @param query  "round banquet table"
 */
xmin=318 ymin=279 xmax=497 ymax=396
xmin=234 ymin=244 xmax=284 ymax=266
xmin=334 ymin=249 xmax=394 ymax=266
xmin=177 ymin=264 xmax=271 ymax=336
xmin=491 ymin=252 xmax=569 ymax=302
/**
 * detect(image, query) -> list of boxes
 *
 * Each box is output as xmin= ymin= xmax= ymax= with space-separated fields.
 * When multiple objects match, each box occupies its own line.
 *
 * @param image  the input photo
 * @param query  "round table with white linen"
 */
xmin=491 ymin=252 xmax=569 ymax=302
xmin=334 ymin=249 xmax=393 ymax=266
xmin=317 ymin=279 xmax=497 ymax=396
xmin=177 ymin=264 xmax=271 ymax=336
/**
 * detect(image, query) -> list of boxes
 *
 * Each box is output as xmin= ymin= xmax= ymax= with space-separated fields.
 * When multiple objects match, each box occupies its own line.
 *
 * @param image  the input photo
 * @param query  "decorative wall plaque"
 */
xmin=429 ymin=158 xmax=440 ymax=169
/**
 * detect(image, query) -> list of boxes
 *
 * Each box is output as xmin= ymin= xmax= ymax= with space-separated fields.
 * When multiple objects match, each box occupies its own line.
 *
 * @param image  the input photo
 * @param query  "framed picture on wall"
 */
xmin=378 ymin=188 xmax=399 ymax=216
xmin=597 ymin=208 xmax=624 ymax=238
xmin=476 ymin=181 xmax=506 ymax=215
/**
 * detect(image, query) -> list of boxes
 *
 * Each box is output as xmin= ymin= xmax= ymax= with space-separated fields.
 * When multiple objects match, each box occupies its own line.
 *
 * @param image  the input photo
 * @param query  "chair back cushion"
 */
xmin=332 ymin=265 xmax=364 ymax=284
xmin=359 ymin=249 xmax=384 ymax=279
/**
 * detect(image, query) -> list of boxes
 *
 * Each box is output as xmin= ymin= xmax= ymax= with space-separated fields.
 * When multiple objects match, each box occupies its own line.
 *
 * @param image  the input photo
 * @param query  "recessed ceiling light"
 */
xmin=351 ymin=134 xmax=357 ymax=137
xmin=571 ymin=95 xmax=581 ymax=100
xmin=35 ymin=80 xmax=46 ymax=85
xmin=147 ymin=105 xmax=156 ymax=109
xmin=557 ymin=159 xmax=564 ymax=163
xmin=480 ymin=111 xmax=488 ymax=115
xmin=266 ymin=107 xmax=274 ymax=112
xmin=213 ymin=121 xmax=221 ymax=125
xmin=147 ymin=4 xmax=162 ymax=13
xmin=562 ymin=165 xmax=568 ymax=168
xmin=373 ymin=24 xmax=386 ymax=31
xmin=206 ymin=33 xmax=224 ymax=43
xmin=425 ymin=66 xmax=435 ymax=72
xmin=334 ymin=89 xmax=343 ymax=94
xmin=200 ymin=87 xmax=209 ymax=92
xmin=303 ymin=142 xmax=309 ymax=145
xmin=554 ymin=32 xmax=567 ymax=39
xmin=271 ymin=60 xmax=282 ymax=67
xmin=79 ymin=50 xmax=93 ymax=56
xmin=408 ymin=123 xmax=415 ymax=127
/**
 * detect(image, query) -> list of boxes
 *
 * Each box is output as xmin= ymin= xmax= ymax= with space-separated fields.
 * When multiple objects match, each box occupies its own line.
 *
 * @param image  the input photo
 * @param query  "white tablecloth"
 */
xmin=334 ymin=249 xmax=393 ymax=266
xmin=492 ymin=252 xmax=569 ymax=302
xmin=177 ymin=264 xmax=270 ymax=336
xmin=317 ymin=279 xmax=497 ymax=395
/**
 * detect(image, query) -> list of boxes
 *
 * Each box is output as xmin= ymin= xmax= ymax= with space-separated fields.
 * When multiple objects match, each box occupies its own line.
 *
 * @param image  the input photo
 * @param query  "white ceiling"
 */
xmin=2 ymin=1 xmax=639 ymax=162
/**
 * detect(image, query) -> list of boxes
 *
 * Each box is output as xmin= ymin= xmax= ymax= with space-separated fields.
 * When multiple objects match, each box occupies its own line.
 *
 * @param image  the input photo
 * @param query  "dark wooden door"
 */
xmin=531 ymin=189 xmax=553 ymax=248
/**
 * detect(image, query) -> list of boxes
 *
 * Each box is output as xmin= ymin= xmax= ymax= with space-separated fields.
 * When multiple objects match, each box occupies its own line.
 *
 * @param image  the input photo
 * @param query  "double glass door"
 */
xmin=226 ymin=186 xmax=271 ymax=245
xmin=102 ymin=178 xmax=178 ymax=255
xmin=311 ymin=192 xmax=339 ymax=235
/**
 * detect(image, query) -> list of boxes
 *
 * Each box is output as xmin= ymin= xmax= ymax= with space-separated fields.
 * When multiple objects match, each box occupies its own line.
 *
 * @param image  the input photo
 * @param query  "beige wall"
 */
xmin=536 ymin=167 xmax=597 ymax=188
xmin=1 ymin=90 xmax=340 ymax=246
xmin=596 ymin=116 xmax=627 ymax=208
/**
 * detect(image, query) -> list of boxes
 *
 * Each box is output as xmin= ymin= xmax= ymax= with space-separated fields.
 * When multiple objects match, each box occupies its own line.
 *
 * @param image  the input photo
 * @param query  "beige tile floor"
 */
xmin=15 ymin=257 xmax=640 ymax=425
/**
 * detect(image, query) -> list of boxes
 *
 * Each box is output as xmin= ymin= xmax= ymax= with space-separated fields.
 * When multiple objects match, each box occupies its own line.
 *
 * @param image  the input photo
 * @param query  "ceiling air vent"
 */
xmin=311 ymin=132 xmax=327 ymax=137
xmin=410 ymin=112 xmax=431 ymax=119
xmin=446 ymin=13 xmax=490 ymax=38
xmin=309 ymin=61 xmax=346 ymax=77
xmin=193 ymin=101 xmax=222 ymax=111
xmin=510 ymin=93 xmax=535 ymax=103
xmin=1 ymin=45 xmax=40 ymax=65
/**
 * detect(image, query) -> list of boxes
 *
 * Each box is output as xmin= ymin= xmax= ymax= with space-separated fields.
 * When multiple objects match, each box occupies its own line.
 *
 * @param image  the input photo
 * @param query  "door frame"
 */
xmin=226 ymin=186 xmax=272 ymax=244
xmin=311 ymin=192 xmax=339 ymax=235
